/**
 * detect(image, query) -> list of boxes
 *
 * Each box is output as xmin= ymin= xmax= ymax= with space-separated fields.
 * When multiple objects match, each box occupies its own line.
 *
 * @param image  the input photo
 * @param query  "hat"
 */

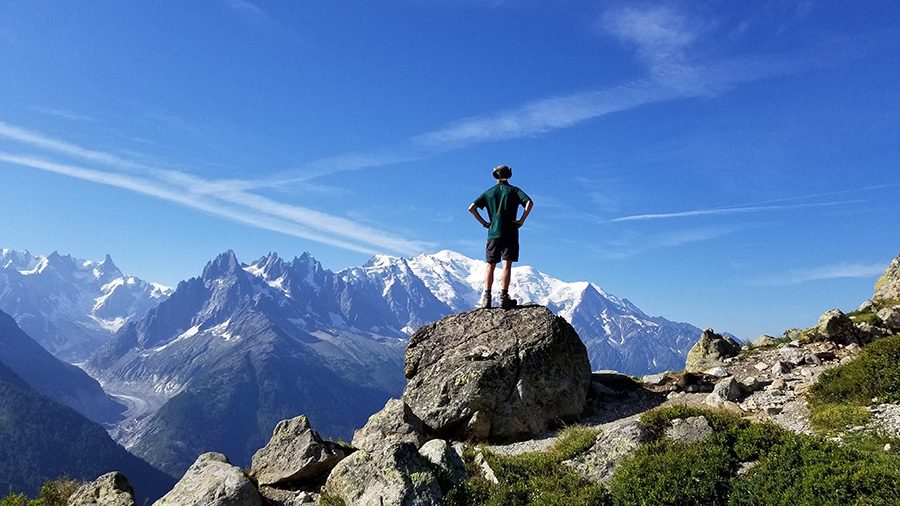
xmin=492 ymin=165 xmax=512 ymax=180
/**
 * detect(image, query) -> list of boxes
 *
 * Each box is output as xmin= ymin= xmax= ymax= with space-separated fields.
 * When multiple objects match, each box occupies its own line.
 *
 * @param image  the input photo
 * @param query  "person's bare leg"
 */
xmin=501 ymin=260 xmax=513 ymax=292
xmin=484 ymin=262 xmax=496 ymax=292
xmin=480 ymin=263 xmax=496 ymax=308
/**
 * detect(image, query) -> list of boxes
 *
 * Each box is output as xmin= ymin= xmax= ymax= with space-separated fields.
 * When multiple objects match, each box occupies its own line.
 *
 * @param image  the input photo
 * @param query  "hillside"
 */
xmin=0 ymin=361 xmax=174 ymax=503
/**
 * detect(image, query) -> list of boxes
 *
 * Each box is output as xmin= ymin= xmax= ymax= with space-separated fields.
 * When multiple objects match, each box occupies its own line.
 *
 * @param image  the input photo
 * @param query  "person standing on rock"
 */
xmin=468 ymin=164 xmax=533 ymax=309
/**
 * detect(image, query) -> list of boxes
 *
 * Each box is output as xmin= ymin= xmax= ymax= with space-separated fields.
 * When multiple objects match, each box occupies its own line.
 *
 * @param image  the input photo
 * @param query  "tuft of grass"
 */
xmin=318 ymin=492 xmax=347 ymax=506
xmin=548 ymin=425 xmax=599 ymax=460
xmin=809 ymin=403 xmax=871 ymax=433
xmin=847 ymin=310 xmax=880 ymax=325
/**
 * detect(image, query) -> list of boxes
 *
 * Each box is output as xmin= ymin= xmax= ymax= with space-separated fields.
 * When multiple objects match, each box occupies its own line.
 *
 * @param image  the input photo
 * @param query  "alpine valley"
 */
xmin=0 ymin=247 xmax=704 ymax=478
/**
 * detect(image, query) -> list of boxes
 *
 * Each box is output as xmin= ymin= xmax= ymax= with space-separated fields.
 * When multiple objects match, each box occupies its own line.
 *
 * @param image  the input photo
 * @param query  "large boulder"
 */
xmin=816 ymin=309 xmax=859 ymax=345
xmin=250 ymin=415 xmax=351 ymax=487
xmin=874 ymin=255 xmax=900 ymax=303
xmin=67 ymin=472 xmax=135 ymax=506
xmin=352 ymin=399 xmax=427 ymax=453
xmin=322 ymin=444 xmax=442 ymax=506
xmin=154 ymin=453 xmax=262 ymax=506
xmin=877 ymin=306 xmax=900 ymax=331
xmin=685 ymin=329 xmax=741 ymax=373
xmin=402 ymin=306 xmax=591 ymax=442
xmin=565 ymin=420 xmax=649 ymax=484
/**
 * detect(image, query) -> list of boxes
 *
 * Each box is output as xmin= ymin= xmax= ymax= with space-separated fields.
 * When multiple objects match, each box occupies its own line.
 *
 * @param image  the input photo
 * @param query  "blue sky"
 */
xmin=1 ymin=1 xmax=898 ymax=339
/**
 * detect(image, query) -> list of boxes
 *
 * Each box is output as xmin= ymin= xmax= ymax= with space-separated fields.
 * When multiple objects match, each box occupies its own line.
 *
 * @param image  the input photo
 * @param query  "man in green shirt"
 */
xmin=468 ymin=164 xmax=534 ymax=309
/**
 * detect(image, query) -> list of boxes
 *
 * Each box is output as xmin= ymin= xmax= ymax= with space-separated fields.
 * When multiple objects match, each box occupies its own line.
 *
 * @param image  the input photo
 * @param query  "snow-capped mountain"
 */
xmin=85 ymin=249 xmax=703 ymax=476
xmin=0 ymin=248 xmax=171 ymax=361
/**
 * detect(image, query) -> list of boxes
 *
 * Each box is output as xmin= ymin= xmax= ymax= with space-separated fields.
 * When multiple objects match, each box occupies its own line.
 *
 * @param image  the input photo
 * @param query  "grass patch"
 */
xmin=810 ymin=334 xmax=900 ymax=406
xmin=445 ymin=425 xmax=608 ymax=506
xmin=847 ymin=310 xmax=880 ymax=325
xmin=809 ymin=403 xmax=871 ymax=433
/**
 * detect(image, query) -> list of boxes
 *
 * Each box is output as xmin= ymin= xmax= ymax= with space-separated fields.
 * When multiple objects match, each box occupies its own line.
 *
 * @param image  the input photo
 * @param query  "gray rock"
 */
xmin=641 ymin=372 xmax=669 ymax=386
xmin=754 ymin=362 xmax=769 ymax=371
xmin=704 ymin=366 xmax=730 ymax=378
xmin=258 ymin=487 xmax=315 ymax=505
xmin=750 ymin=335 xmax=778 ymax=348
xmin=473 ymin=449 xmax=499 ymax=484
xmin=322 ymin=444 xmax=442 ymax=506
xmin=770 ymin=361 xmax=792 ymax=375
xmin=418 ymin=439 xmax=467 ymax=485
xmin=877 ymin=306 xmax=900 ymax=331
xmin=778 ymin=347 xmax=806 ymax=366
xmin=665 ymin=416 xmax=713 ymax=444
xmin=250 ymin=415 xmax=350 ymax=486
xmin=402 ymin=306 xmax=591 ymax=442
xmin=67 ymin=472 xmax=135 ymax=506
xmin=685 ymin=329 xmax=741 ymax=373
xmin=153 ymin=452 xmax=262 ymax=506
xmin=816 ymin=309 xmax=859 ymax=345
xmin=856 ymin=322 xmax=887 ymax=339
xmin=565 ymin=421 xmax=650 ymax=483
xmin=706 ymin=377 xmax=742 ymax=405
xmin=873 ymin=255 xmax=900 ymax=303
xmin=858 ymin=299 xmax=876 ymax=313
xmin=352 ymin=398 xmax=427 ymax=453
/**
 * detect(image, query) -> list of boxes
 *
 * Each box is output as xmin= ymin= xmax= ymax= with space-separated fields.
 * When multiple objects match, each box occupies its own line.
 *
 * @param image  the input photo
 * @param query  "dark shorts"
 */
xmin=486 ymin=235 xmax=519 ymax=263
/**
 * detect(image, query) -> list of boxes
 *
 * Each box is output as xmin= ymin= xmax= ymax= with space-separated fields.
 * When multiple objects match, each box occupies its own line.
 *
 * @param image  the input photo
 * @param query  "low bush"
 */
xmin=808 ymin=403 xmax=871 ymax=433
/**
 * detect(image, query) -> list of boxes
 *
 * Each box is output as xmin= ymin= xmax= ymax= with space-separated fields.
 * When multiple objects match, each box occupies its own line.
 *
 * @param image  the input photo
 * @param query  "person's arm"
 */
xmin=514 ymin=199 xmax=534 ymax=227
xmin=468 ymin=203 xmax=489 ymax=228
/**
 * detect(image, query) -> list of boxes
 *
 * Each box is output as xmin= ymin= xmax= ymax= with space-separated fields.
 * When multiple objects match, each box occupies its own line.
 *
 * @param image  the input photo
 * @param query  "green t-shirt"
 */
xmin=473 ymin=183 xmax=531 ymax=240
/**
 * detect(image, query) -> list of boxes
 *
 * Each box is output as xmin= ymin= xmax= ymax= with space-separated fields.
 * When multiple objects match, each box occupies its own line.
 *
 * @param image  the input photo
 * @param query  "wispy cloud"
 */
xmin=752 ymin=261 xmax=888 ymax=286
xmin=239 ymin=4 xmax=802 ymax=187
xmin=612 ymin=200 xmax=865 ymax=222
xmin=0 ymin=122 xmax=428 ymax=256
xmin=598 ymin=226 xmax=737 ymax=260
xmin=29 ymin=107 xmax=96 ymax=122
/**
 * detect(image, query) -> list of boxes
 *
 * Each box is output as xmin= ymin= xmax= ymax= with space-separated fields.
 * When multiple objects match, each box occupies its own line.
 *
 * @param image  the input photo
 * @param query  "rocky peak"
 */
xmin=874 ymin=253 xmax=900 ymax=303
xmin=201 ymin=250 xmax=242 ymax=281
xmin=95 ymin=253 xmax=124 ymax=283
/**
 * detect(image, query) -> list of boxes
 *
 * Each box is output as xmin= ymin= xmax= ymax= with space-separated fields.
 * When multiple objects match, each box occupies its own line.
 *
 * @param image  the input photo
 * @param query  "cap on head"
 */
xmin=492 ymin=165 xmax=512 ymax=180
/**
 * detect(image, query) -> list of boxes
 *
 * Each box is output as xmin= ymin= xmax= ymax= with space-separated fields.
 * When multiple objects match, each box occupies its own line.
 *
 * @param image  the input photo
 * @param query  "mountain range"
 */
xmin=0 ymin=248 xmax=170 ymax=362
xmin=0 ymin=247 xmax=704 ymax=477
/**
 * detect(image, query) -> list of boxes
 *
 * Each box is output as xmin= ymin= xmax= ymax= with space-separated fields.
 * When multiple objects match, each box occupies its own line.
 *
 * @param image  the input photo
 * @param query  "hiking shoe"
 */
xmin=479 ymin=291 xmax=492 ymax=309
xmin=500 ymin=294 xmax=517 ymax=310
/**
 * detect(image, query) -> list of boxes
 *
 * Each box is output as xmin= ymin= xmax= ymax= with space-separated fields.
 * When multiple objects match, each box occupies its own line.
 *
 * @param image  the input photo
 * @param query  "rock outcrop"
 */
xmin=322 ymin=443 xmax=443 ymax=506
xmin=352 ymin=398 xmax=427 ymax=454
xmin=685 ymin=329 xmax=741 ymax=373
xmin=402 ymin=306 xmax=591 ymax=442
xmin=67 ymin=472 xmax=136 ymax=506
xmin=250 ymin=416 xmax=350 ymax=487
xmin=874 ymin=254 xmax=900 ymax=303
xmin=816 ymin=309 xmax=859 ymax=345
xmin=154 ymin=453 xmax=262 ymax=506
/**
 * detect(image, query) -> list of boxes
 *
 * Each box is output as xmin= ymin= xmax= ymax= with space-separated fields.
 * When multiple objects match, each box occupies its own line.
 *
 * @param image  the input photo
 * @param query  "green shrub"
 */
xmin=0 ymin=478 xmax=80 ymax=506
xmin=609 ymin=439 xmax=734 ymax=505
xmin=729 ymin=433 xmax=900 ymax=505
xmin=810 ymin=334 xmax=900 ymax=406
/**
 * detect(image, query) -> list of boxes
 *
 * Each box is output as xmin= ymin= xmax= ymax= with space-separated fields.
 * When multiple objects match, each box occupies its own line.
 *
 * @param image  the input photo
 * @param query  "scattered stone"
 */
xmin=840 ymin=356 xmax=854 ymax=365
xmin=402 ymin=306 xmax=591 ymax=442
xmin=250 ymin=415 xmax=351 ymax=486
xmin=685 ymin=329 xmax=742 ymax=373
xmin=816 ymin=309 xmax=859 ymax=345
xmin=770 ymin=361 xmax=792 ymax=375
xmin=877 ymin=306 xmax=900 ymax=331
xmin=473 ymin=449 xmax=499 ymax=484
xmin=704 ymin=367 xmax=730 ymax=378
xmin=845 ymin=343 xmax=860 ymax=354
xmin=417 ymin=439 xmax=467 ymax=485
xmin=754 ymin=362 xmax=769 ymax=372
xmin=778 ymin=347 xmax=806 ymax=366
xmin=323 ymin=444 xmax=443 ymax=506
xmin=765 ymin=405 xmax=783 ymax=415
xmin=352 ymin=398 xmax=427 ymax=453
xmin=566 ymin=421 xmax=650 ymax=483
xmin=665 ymin=416 xmax=713 ymax=444
xmin=67 ymin=472 xmax=135 ymax=506
xmin=886 ymin=444 xmax=893 ymax=452
xmin=739 ymin=376 xmax=761 ymax=393
xmin=856 ymin=322 xmax=886 ymax=339
xmin=154 ymin=453 xmax=262 ymax=506
xmin=769 ymin=379 xmax=786 ymax=391
xmin=737 ymin=461 xmax=759 ymax=477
